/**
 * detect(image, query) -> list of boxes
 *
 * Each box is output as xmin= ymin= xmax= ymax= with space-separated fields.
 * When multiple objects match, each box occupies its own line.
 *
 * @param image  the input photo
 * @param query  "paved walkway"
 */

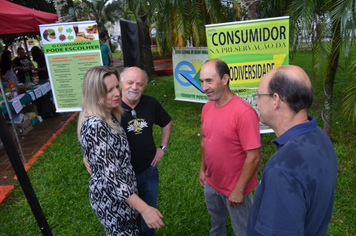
xmin=0 ymin=112 xmax=77 ymax=203
xmin=0 ymin=113 xmax=75 ymax=185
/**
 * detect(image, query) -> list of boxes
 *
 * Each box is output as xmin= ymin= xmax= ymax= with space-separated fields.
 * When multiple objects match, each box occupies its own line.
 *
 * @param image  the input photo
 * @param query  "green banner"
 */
xmin=39 ymin=21 xmax=101 ymax=112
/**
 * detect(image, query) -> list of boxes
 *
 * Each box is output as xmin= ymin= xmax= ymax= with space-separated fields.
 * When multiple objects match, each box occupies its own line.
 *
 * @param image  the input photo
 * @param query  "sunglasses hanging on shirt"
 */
xmin=131 ymin=109 xmax=137 ymax=119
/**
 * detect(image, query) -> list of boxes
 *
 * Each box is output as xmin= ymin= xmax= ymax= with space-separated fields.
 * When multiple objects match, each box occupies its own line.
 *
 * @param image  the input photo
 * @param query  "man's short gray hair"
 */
xmin=120 ymin=67 xmax=149 ymax=86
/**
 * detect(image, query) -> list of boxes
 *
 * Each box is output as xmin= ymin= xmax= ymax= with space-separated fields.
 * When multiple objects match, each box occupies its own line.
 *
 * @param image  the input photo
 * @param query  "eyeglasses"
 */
xmin=131 ymin=109 xmax=137 ymax=119
xmin=252 ymin=92 xmax=285 ymax=102
xmin=252 ymin=93 xmax=274 ymax=100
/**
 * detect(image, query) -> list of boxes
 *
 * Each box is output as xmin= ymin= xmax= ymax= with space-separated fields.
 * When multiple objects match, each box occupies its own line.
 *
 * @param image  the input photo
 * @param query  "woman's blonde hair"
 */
xmin=77 ymin=66 xmax=124 ymax=141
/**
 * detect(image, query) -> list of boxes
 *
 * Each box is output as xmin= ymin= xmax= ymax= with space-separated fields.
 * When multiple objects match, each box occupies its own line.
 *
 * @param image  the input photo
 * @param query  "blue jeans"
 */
xmin=136 ymin=165 xmax=159 ymax=236
xmin=204 ymin=181 xmax=253 ymax=236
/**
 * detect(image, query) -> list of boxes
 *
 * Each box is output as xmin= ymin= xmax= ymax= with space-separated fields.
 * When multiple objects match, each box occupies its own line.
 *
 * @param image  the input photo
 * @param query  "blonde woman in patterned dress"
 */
xmin=77 ymin=66 xmax=165 ymax=235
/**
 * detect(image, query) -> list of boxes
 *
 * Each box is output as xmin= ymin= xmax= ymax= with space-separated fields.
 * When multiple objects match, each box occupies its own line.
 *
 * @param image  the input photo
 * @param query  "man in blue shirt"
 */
xmin=99 ymin=33 xmax=113 ymax=67
xmin=247 ymin=65 xmax=338 ymax=236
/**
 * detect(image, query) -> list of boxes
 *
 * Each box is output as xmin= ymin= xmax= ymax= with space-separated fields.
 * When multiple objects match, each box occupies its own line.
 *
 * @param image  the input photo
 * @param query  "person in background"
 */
xmin=12 ymin=47 xmax=34 ymax=84
xmin=117 ymin=35 xmax=123 ymax=60
xmin=30 ymin=46 xmax=56 ymax=118
xmin=117 ymin=35 xmax=122 ymax=50
xmin=199 ymin=59 xmax=261 ymax=236
xmin=0 ymin=49 xmax=18 ymax=88
xmin=31 ymin=46 xmax=49 ymax=82
xmin=247 ymin=65 xmax=338 ymax=235
xmin=78 ymin=66 xmax=165 ymax=236
xmin=99 ymin=33 xmax=114 ymax=67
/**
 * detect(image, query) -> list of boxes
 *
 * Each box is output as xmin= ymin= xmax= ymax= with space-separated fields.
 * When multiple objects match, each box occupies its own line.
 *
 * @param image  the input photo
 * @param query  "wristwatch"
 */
xmin=159 ymin=145 xmax=168 ymax=152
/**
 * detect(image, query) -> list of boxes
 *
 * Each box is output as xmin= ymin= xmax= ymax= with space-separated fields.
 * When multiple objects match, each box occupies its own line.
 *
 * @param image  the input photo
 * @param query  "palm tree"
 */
xmin=336 ymin=0 xmax=356 ymax=123
xmin=309 ymin=0 xmax=356 ymax=135
xmin=121 ymin=0 xmax=229 ymax=80
xmin=343 ymin=69 xmax=356 ymax=123
xmin=260 ymin=0 xmax=356 ymax=137
xmin=287 ymin=0 xmax=334 ymax=136
xmin=153 ymin=0 xmax=228 ymax=57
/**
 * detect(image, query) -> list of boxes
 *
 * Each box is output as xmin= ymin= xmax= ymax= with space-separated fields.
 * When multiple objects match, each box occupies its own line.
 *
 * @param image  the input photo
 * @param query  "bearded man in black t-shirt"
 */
xmin=119 ymin=67 xmax=172 ymax=236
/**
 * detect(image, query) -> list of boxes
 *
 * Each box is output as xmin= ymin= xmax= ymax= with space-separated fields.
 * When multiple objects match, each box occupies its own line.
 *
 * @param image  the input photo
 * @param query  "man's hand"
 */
xmin=83 ymin=155 xmax=92 ymax=175
xmin=199 ymin=169 xmax=205 ymax=187
xmin=151 ymin=148 xmax=164 ymax=167
xmin=228 ymin=188 xmax=244 ymax=207
xmin=199 ymin=137 xmax=206 ymax=187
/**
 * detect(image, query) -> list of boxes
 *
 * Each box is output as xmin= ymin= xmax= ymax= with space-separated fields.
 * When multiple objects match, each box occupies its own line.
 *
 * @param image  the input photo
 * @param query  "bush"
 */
xmin=151 ymin=47 xmax=172 ymax=60
xmin=111 ymin=42 xmax=118 ymax=52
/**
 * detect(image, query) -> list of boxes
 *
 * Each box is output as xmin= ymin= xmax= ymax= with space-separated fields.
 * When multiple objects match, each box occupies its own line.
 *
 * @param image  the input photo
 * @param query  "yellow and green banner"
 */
xmin=205 ymin=17 xmax=289 ymax=134
xmin=39 ymin=21 xmax=101 ymax=112
xmin=205 ymin=16 xmax=289 ymax=100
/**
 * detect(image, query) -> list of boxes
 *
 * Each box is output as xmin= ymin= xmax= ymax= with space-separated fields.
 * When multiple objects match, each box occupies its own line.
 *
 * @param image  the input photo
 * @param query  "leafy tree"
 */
xmin=1 ymin=0 xmax=56 ymax=50
xmin=224 ymin=0 xmax=241 ymax=21
xmin=80 ymin=0 xmax=124 ymax=33
xmin=78 ymin=0 xmax=125 ymax=51
xmin=11 ymin=0 xmax=56 ymax=13
xmin=259 ymin=0 xmax=290 ymax=18
xmin=54 ymin=0 xmax=77 ymax=22
xmin=240 ymin=0 xmax=259 ymax=20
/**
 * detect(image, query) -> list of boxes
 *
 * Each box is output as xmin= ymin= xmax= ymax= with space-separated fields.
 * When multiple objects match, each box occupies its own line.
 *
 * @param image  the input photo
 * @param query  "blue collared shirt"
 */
xmin=272 ymin=116 xmax=317 ymax=150
xmin=247 ymin=116 xmax=337 ymax=236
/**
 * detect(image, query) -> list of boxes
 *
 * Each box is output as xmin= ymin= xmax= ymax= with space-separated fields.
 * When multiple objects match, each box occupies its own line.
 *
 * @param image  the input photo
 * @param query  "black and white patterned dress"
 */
xmin=80 ymin=116 xmax=139 ymax=236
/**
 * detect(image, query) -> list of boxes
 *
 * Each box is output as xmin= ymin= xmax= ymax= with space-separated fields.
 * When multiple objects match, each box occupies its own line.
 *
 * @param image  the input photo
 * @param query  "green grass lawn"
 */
xmin=0 ymin=51 xmax=355 ymax=235
xmin=112 ymin=51 xmax=122 ymax=58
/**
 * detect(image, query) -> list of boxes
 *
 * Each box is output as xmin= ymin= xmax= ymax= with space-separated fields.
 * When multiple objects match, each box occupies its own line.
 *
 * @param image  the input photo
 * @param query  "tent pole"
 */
xmin=0 ymin=80 xmax=26 ymax=164
xmin=0 ymin=107 xmax=53 ymax=236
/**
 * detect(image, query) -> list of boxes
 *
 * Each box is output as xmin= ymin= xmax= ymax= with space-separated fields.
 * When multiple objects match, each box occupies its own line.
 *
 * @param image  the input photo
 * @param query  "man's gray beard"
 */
xmin=125 ymin=89 xmax=141 ymax=102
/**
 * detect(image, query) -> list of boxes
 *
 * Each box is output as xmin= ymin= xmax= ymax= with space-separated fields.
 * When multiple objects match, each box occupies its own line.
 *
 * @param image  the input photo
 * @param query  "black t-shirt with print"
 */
xmin=121 ymin=95 xmax=171 ymax=174
xmin=12 ymin=57 xmax=33 ymax=83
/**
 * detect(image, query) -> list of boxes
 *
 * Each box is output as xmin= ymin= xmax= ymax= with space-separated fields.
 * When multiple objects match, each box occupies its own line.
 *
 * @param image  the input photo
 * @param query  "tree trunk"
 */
xmin=53 ymin=0 xmax=77 ymax=22
xmin=136 ymin=13 xmax=157 ymax=81
xmin=323 ymin=21 xmax=341 ymax=137
xmin=241 ymin=0 xmax=259 ymax=20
